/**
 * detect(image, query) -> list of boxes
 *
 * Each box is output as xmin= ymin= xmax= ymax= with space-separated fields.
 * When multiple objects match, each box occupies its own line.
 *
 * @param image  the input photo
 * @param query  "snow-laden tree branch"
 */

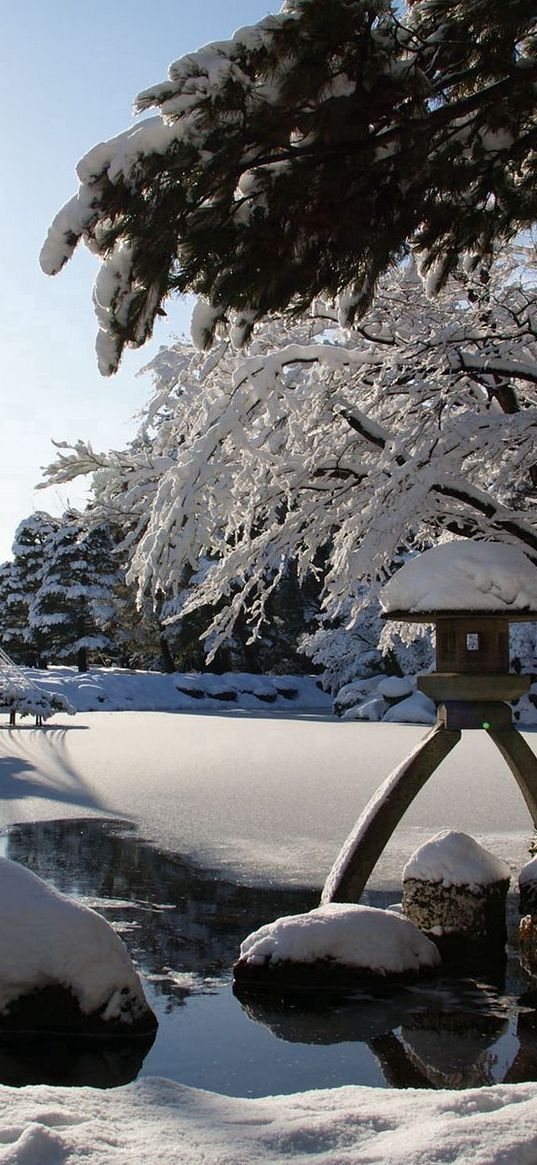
xmin=39 ymin=0 xmax=537 ymax=373
xmin=40 ymin=251 xmax=537 ymax=658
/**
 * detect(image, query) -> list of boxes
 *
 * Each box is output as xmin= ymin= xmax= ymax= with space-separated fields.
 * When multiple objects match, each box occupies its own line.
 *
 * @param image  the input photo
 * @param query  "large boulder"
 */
xmin=234 ymin=902 xmax=440 ymax=991
xmin=0 ymin=858 xmax=156 ymax=1036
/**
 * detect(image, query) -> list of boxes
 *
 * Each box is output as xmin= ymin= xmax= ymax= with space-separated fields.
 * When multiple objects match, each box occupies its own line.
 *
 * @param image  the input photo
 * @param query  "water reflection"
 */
xmin=3 ymin=818 xmax=317 ymax=993
xmin=2 ymin=818 xmax=537 ymax=1094
xmin=0 ymin=1034 xmax=154 ymax=1090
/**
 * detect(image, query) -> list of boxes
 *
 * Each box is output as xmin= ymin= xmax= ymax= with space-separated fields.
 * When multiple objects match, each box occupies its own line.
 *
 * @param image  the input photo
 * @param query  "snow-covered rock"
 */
xmin=336 ymin=673 xmax=436 ymax=725
xmin=382 ymin=691 xmax=435 ymax=724
xmin=0 ymin=858 xmax=156 ymax=1035
xmin=403 ymin=831 xmax=511 ymax=889
xmin=519 ymin=855 xmax=537 ymax=917
xmin=333 ymin=676 xmax=382 ymax=715
xmin=234 ymin=902 xmax=440 ymax=988
xmin=343 ymin=694 xmax=389 ymax=722
xmin=402 ymin=831 xmax=510 ymax=948
xmin=380 ymin=541 xmax=537 ymax=614
xmin=377 ymin=675 xmax=414 ymax=699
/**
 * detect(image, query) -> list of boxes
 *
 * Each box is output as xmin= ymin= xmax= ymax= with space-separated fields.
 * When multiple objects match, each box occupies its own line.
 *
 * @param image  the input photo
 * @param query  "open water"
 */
xmin=1 ymin=817 xmax=536 ymax=1095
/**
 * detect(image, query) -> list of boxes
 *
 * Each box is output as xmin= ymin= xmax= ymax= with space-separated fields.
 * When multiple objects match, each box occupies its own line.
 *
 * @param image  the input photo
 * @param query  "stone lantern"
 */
xmin=400 ymin=610 xmax=530 ymax=731
xmin=322 ymin=542 xmax=537 ymax=904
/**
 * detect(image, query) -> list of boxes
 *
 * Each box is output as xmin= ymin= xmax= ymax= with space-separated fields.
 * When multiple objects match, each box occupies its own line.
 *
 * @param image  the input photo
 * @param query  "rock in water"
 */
xmin=402 ymin=831 xmax=510 ymax=954
xmin=0 ymin=858 xmax=156 ymax=1036
xmin=234 ymin=903 xmax=440 ymax=991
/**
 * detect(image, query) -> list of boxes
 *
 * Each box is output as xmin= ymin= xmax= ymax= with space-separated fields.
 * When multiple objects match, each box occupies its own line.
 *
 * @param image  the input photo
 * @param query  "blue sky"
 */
xmin=0 ymin=0 xmax=271 ymax=561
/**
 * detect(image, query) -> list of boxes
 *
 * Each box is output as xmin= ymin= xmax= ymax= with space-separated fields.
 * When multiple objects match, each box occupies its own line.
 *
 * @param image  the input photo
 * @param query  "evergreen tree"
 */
xmin=4 ymin=513 xmax=60 ymax=666
xmin=29 ymin=515 xmax=121 ymax=671
xmin=41 ymin=0 xmax=537 ymax=371
xmin=0 ymin=561 xmax=26 ymax=661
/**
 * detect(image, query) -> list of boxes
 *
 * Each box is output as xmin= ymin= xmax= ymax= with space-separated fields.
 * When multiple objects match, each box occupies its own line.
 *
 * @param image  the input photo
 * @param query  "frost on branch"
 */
xmin=41 ymin=248 xmax=537 ymax=663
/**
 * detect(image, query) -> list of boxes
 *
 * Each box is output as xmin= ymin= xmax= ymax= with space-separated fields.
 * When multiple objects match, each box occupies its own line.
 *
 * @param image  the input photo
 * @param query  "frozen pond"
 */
xmin=1 ymin=817 xmax=536 ymax=1096
xmin=0 ymin=712 xmax=537 ymax=1094
xmin=0 ymin=711 xmax=535 ymax=887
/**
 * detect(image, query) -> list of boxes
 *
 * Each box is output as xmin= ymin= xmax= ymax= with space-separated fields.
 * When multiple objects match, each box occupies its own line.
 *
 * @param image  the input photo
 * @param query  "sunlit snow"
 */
xmin=380 ymin=541 xmax=537 ymax=613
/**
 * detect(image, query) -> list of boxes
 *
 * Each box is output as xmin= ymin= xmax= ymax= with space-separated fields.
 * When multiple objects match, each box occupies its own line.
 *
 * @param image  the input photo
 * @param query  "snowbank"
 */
xmin=403 ymin=831 xmax=511 ymax=890
xmin=3 ymin=1076 xmax=537 ymax=1164
xmin=0 ymin=858 xmax=153 ymax=1030
xmin=338 ymin=675 xmax=436 ymax=726
xmin=238 ymin=902 xmax=440 ymax=974
xmin=26 ymin=667 xmax=330 ymax=715
xmin=380 ymin=540 xmax=537 ymax=613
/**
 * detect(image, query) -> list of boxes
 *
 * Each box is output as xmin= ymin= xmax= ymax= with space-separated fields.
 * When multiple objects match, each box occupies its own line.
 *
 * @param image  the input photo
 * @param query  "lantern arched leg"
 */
xmin=486 ymin=727 xmax=537 ymax=826
xmin=322 ymin=725 xmax=461 ymax=904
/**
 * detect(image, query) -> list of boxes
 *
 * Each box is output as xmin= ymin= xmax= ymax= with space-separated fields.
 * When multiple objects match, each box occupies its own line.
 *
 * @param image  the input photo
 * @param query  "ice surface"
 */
xmin=0 ymin=706 xmax=534 ymax=890
xmin=240 ymin=902 xmax=440 ymax=973
xmin=403 ymin=830 xmax=511 ymax=889
xmin=380 ymin=541 xmax=537 ymax=613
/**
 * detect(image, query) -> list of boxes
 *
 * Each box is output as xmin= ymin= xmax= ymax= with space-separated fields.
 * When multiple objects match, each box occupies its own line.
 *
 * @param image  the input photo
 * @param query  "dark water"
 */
xmin=1 ymin=818 xmax=537 ymax=1094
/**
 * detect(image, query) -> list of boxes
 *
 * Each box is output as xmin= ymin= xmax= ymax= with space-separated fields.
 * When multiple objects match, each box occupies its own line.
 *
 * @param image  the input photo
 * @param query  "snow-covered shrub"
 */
xmin=0 ymin=680 xmax=75 ymax=721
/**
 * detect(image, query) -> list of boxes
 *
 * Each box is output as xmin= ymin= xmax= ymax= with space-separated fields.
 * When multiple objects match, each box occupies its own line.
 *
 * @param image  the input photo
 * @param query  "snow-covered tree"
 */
xmin=0 ymin=513 xmax=60 ymax=666
xmin=41 ymin=0 xmax=537 ymax=372
xmin=29 ymin=515 xmax=121 ymax=672
xmin=41 ymin=248 xmax=537 ymax=664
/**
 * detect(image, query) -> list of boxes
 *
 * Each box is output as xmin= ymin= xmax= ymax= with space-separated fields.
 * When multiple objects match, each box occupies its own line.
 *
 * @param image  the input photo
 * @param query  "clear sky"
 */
xmin=0 ymin=0 xmax=272 ymax=562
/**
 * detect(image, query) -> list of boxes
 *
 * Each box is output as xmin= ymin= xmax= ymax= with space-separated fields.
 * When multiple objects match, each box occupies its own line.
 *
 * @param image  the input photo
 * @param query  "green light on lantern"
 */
xmin=482 ymin=721 xmax=491 ymax=730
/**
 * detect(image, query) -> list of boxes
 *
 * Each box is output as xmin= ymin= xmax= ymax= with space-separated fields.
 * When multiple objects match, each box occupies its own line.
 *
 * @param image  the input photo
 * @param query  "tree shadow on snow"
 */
xmin=0 ymin=732 xmax=109 ymax=813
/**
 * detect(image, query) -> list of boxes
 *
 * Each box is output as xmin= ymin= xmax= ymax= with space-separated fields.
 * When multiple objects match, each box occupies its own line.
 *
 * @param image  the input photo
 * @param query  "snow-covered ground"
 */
xmin=3 ymin=1077 xmax=537 ymax=1164
xmin=2 ymin=683 xmax=537 ymax=1162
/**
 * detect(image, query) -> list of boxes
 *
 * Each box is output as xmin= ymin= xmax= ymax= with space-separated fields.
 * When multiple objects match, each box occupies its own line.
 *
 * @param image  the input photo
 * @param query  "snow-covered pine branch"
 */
xmin=40 ymin=0 xmax=537 ymax=372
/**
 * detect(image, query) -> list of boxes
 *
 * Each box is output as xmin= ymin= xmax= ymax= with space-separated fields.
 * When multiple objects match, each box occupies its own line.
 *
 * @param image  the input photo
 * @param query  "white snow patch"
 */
xmin=4 ymin=1076 xmax=537 ymax=1164
xmin=380 ymin=542 xmax=537 ymax=613
xmin=377 ymin=676 xmax=414 ymax=699
xmin=239 ymin=902 xmax=440 ymax=974
xmin=190 ymin=298 xmax=225 ymax=350
xmin=403 ymin=830 xmax=511 ymax=890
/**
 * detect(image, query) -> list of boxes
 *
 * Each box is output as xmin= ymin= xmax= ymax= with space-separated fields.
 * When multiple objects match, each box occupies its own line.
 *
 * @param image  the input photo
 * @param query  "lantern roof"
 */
xmin=380 ymin=541 xmax=537 ymax=621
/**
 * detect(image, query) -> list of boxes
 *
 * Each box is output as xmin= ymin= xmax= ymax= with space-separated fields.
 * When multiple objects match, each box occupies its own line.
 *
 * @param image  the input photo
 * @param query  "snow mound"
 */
xmin=380 ymin=541 xmax=537 ymax=614
xmin=377 ymin=676 xmax=414 ymax=699
xmin=403 ymin=831 xmax=511 ymax=890
xmin=239 ymin=903 xmax=440 ymax=975
xmin=0 ymin=858 xmax=152 ymax=1025
xmin=382 ymin=691 xmax=435 ymax=724
xmin=26 ymin=667 xmax=330 ymax=715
